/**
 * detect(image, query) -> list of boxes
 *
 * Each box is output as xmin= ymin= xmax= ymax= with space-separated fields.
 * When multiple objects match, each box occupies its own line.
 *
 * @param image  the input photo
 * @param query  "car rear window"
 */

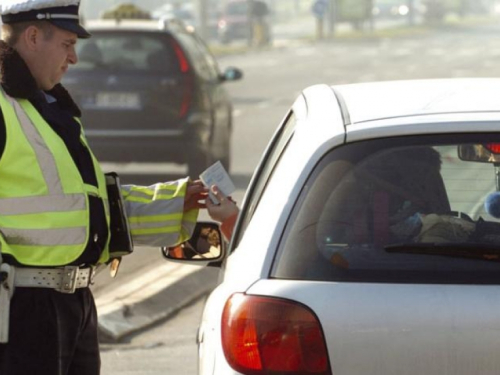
xmin=74 ymin=32 xmax=178 ymax=73
xmin=272 ymin=133 xmax=500 ymax=284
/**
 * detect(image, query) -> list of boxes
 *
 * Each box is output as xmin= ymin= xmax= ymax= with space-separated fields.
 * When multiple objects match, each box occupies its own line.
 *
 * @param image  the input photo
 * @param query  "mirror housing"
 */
xmin=221 ymin=67 xmax=243 ymax=82
xmin=160 ymin=222 xmax=225 ymax=265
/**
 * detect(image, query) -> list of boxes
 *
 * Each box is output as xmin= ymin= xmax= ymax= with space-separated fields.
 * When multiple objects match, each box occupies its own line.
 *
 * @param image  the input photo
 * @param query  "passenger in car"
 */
xmin=319 ymin=146 xmax=451 ymax=249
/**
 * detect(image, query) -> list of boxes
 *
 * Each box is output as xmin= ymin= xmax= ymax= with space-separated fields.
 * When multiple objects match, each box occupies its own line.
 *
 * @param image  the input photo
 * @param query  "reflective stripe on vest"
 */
xmin=3 ymin=227 xmax=86 ymax=246
xmin=9 ymin=96 xmax=64 ymax=195
xmin=0 ymin=194 xmax=86 ymax=215
xmin=0 ymin=90 xmax=110 ymax=266
xmin=122 ymin=183 xmax=185 ymax=238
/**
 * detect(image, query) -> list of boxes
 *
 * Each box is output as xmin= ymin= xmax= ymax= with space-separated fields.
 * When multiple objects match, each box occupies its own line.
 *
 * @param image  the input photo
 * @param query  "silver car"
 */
xmin=165 ymin=78 xmax=500 ymax=375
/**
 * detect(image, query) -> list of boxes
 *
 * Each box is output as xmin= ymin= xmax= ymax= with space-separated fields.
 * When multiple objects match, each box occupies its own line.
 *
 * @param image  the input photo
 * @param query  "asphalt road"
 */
xmin=97 ymin=21 xmax=500 ymax=374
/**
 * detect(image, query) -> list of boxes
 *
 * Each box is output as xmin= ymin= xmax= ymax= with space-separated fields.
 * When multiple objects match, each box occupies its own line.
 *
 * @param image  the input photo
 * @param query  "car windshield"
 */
xmin=272 ymin=133 xmax=500 ymax=284
xmin=73 ymin=32 xmax=177 ymax=73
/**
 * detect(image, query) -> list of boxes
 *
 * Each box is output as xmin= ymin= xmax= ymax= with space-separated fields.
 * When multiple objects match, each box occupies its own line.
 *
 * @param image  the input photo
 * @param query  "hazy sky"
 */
xmin=80 ymin=0 xmax=226 ymax=20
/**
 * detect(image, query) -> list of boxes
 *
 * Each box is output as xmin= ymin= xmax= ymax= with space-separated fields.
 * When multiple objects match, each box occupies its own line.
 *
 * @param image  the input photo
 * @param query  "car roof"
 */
xmin=332 ymin=78 xmax=500 ymax=125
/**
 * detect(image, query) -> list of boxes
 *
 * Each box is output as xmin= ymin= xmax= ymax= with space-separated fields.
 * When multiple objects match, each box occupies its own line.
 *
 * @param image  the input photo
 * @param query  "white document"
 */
xmin=199 ymin=161 xmax=236 ymax=204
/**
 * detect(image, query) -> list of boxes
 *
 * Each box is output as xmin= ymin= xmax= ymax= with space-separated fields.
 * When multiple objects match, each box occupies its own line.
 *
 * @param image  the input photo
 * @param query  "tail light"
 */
xmin=485 ymin=143 xmax=500 ymax=154
xmin=221 ymin=293 xmax=332 ymax=375
xmin=170 ymin=39 xmax=192 ymax=118
xmin=171 ymin=40 xmax=190 ymax=73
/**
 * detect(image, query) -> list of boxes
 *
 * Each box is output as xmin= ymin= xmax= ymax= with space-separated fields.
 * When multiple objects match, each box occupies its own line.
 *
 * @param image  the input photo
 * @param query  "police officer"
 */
xmin=0 ymin=1 xmax=206 ymax=374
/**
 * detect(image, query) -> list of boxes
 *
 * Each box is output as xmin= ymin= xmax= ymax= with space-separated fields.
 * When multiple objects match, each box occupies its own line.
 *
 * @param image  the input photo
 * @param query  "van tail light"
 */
xmin=170 ymin=39 xmax=192 ymax=118
xmin=221 ymin=293 xmax=332 ymax=375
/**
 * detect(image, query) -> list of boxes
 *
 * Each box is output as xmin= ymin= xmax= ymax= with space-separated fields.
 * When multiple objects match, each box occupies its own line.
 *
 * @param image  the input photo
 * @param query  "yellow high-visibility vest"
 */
xmin=0 ymin=89 xmax=111 ymax=266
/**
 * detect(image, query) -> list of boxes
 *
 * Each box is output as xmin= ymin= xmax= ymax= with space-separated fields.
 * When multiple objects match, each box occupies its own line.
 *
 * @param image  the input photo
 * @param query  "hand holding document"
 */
xmin=199 ymin=161 xmax=235 ymax=204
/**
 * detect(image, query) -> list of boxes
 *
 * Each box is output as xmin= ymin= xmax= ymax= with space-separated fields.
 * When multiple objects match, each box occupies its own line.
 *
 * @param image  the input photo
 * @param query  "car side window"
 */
xmin=231 ymin=112 xmax=297 ymax=250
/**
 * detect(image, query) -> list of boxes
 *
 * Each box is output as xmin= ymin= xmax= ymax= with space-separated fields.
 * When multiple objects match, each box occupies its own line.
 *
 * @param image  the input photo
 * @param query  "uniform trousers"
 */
xmin=0 ymin=287 xmax=100 ymax=375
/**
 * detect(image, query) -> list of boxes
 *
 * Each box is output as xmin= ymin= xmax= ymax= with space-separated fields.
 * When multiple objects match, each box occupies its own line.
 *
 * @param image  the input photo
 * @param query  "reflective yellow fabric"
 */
xmin=0 ymin=91 xmax=110 ymax=266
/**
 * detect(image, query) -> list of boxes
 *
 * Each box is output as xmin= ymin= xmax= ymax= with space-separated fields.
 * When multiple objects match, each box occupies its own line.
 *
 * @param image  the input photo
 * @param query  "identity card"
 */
xmin=199 ymin=161 xmax=236 ymax=204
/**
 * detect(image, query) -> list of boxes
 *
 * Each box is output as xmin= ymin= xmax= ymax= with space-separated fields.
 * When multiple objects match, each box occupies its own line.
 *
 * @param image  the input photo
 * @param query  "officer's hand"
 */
xmin=184 ymin=180 xmax=208 ymax=211
xmin=206 ymin=185 xmax=239 ymax=223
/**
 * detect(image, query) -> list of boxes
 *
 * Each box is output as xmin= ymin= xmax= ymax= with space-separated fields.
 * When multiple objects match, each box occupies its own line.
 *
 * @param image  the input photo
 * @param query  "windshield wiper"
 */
xmin=385 ymin=243 xmax=500 ymax=261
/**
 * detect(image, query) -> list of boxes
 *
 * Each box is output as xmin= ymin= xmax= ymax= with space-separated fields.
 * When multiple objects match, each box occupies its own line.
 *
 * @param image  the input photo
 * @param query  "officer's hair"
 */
xmin=1 ymin=21 xmax=53 ymax=46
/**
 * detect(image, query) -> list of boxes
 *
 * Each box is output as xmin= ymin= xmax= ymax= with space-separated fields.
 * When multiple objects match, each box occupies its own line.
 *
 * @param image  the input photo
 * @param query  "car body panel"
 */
xmin=346 ymin=114 xmax=500 ymax=143
xmin=334 ymin=78 xmax=500 ymax=124
xmin=247 ymin=280 xmax=500 ymax=375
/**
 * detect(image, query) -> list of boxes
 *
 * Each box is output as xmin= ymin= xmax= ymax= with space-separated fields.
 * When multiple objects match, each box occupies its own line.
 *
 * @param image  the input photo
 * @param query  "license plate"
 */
xmin=94 ymin=92 xmax=141 ymax=110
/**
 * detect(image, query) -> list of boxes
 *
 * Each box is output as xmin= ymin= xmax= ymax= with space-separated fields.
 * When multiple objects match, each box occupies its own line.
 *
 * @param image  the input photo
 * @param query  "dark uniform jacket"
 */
xmin=0 ymin=40 xmax=108 ymax=266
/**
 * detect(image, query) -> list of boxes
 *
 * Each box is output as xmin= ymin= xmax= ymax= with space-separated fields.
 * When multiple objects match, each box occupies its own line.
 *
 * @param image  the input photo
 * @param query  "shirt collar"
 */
xmin=42 ymin=91 xmax=57 ymax=104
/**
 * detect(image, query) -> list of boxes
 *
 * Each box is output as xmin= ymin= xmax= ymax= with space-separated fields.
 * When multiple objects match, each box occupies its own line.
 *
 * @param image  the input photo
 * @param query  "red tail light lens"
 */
xmin=170 ymin=39 xmax=192 ymax=118
xmin=171 ymin=40 xmax=190 ymax=73
xmin=485 ymin=143 xmax=500 ymax=154
xmin=221 ymin=293 xmax=331 ymax=375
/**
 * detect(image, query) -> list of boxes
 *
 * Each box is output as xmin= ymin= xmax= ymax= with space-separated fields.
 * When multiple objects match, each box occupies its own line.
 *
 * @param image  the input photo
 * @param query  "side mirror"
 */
xmin=458 ymin=143 xmax=500 ymax=164
xmin=221 ymin=67 xmax=243 ymax=82
xmin=160 ymin=222 xmax=225 ymax=263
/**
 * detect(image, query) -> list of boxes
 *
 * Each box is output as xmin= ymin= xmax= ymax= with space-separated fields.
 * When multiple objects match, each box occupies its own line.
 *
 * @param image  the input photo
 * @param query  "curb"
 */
xmin=95 ymin=263 xmax=220 ymax=342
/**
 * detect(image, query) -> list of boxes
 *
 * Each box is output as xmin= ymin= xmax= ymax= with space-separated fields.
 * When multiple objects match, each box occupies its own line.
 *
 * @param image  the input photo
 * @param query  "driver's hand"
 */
xmin=206 ymin=185 xmax=239 ymax=223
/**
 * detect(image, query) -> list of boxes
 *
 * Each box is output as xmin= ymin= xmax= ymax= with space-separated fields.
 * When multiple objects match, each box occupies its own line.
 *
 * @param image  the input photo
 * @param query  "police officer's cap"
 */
xmin=0 ymin=0 xmax=90 ymax=39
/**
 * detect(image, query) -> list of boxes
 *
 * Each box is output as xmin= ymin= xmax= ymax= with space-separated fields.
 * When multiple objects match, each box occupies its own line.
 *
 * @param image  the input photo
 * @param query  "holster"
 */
xmin=0 ymin=262 xmax=15 ymax=343
xmin=106 ymin=172 xmax=133 ymax=259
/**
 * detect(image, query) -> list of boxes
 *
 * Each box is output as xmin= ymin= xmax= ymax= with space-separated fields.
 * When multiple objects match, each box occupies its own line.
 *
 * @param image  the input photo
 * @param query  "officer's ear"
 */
xmin=22 ymin=25 xmax=42 ymax=51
